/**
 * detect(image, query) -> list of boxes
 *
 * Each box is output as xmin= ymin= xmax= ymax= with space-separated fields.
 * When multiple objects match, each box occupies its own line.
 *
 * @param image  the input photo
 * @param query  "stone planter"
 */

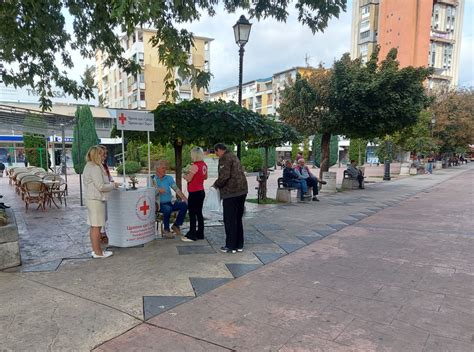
xmin=435 ymin=161 xmax=443 ymax=170
xmin=0 ymin=209 xmax=21 ymax=270
xmin=320 ymin=171 xmax=337 ymax=193
xmin=409 ymin=167 xmax=417 ymax=175
xmin=399 ymin=163 xmax=411 ymax=176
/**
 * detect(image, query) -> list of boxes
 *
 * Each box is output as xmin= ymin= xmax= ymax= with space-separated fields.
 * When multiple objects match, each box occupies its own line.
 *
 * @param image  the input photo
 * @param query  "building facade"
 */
xmin=95 ymin=29 xmax=213 ymax=110
xmin=210 ymin=66 xmax=315 ymax=116
xmin=350 ymin=0 xmax=464 ymax=90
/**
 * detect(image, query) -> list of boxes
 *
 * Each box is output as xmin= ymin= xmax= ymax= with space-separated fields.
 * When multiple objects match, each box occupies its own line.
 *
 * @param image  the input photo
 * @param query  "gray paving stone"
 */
xmin=64 ymin=252 xmax=93 ymax=259
xmin=279 ymin=242 xmax=305 ymax=253
xmin=225 ymin=263 xmax=262 ymax=278
xmin=360 ymin=211 xmax=376 ymax=216
xmin=340 ymin=219 xmax=358 ymax=225
xmin=143 ymin=296 xmax=193 ymax=320
xmin=254 ymin=223 xmax=285 ymax=231
xmin=176 ymin=245 xmax=216 ymax=255
xmin=368 ymin=208 xmax=383 ymax=212
xmin=254 ymin=252 xmax=286 ymax=264
xmin=21 ymin=259 xmax=62 ymax=272
xmin=189 ymin=277 xmax=233 ymax=296
xmin=297 ymin=235 xmax=322 ymax=245
xmin=313 ymin=228 xmax=337 ymax=237
xmin=349 ymin=214 xmax=368 ymax=220
xmin=327 ymin=223 xmax=347 ymax=231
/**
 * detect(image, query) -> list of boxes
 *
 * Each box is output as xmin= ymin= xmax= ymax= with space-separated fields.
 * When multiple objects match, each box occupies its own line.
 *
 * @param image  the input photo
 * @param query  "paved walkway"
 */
xmin=0 ymin=164 xmax=472 ymax=351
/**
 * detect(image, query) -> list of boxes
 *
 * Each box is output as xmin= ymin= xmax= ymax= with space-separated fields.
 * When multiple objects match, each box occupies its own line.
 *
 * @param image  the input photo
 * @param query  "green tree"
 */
xmin=119 ymin=99 xmax=272 ymax=189
xmin=72 ymin=106 xmax=99 ymax=174
xmin=1 ymin=0 xmax=346 ymax=110
xmin=329 ymin=48 xmax=432 ymax=139
xmin=279 ymin=68 xmax=334 ymax=177
xmin=23 ymin=113 xmax=47 ymax=168
xmin=249 ymin=119 xmax=301 ymax=199
xmin=431 ymin=89 xmax=474 ymax=154
xmin=349 ymin=138 xmax=368 ymax=165
xmin=280 ymin=49 xmax=431 ymax=177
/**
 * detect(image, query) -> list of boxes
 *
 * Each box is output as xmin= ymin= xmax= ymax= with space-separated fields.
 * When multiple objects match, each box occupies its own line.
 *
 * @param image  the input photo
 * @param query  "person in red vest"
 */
xmin=182 ymin=147 xmax=208 ymax=242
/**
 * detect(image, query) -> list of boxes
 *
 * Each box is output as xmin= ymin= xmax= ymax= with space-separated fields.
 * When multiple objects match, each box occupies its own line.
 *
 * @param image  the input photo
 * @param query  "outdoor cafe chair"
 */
xmin=49 ymin=180 xmax=68 ymax=207
xmin=20 ymin=175 xmax=42 ymax=199
xmin=15 ymin=172 xmax=34 ymax=195
xmin=23 ymin=181 xmax=47 ymax=212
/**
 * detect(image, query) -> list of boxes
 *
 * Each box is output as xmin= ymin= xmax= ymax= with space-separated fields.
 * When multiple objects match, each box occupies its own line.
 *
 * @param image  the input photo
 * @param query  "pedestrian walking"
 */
xmin=213 ymin=143 xmax=248 ymax=253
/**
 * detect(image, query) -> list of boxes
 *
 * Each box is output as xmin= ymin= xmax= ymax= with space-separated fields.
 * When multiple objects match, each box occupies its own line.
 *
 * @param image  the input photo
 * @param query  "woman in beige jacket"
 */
xmin=83 ymin=145 xmax=119 ymax=258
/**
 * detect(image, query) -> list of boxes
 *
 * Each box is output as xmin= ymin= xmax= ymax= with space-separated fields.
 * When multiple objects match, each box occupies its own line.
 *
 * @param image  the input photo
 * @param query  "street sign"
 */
xmin=116 ymin=110 xmax=155 ymax=132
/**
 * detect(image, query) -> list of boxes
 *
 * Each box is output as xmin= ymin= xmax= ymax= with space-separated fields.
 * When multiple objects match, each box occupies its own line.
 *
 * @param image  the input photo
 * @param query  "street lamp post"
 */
xmin=431 ymin=113 xmax=436 ymax=138
xmin=233 ymin=15 xmax=252 ymax=160
xmin=383 ymin=140 xmax=392 ymax=181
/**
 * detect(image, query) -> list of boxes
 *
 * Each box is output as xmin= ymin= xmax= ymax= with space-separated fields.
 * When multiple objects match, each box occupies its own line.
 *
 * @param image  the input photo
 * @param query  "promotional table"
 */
xmin=106 ymin=187 xmax=157 ymax=247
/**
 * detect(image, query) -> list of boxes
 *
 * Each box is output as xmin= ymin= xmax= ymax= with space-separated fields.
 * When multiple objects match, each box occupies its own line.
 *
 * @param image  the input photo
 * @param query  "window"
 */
xmin=443 ymin=44 xmax=453 ymax=69
xmin=140 ymin=90 xmax=146 ymax=101
xmin=429 ymin=42 xmax=436 ymax=67
xmin=432 ymin=4 xmax=440 ymax=29
xmin=360 ymin=30 xmax=370 ymax=39
xmin=446 ymin=6 xmax=456 ymax=32
xmin=95 ymin=118 xmax=112 ymax=129
xmin=361 ymin=5 xmax=370 ymax=18
xmin=139 ymin=73 xmax=145 ymax=83
xmin=137 ymin=31 xmax=143 ymax=42
xmin=360 ymin=43 xmax=369 ymax=56
xmin=359 ymin=19 xmax=370 ymax=33
xmin=138 ymin=52 xmax=144 ymax=65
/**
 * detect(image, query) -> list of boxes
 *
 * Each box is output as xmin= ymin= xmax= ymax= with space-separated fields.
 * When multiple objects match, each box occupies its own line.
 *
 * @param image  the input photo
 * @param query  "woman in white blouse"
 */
xmin=83 ymin=145 xmax=119 ymax=258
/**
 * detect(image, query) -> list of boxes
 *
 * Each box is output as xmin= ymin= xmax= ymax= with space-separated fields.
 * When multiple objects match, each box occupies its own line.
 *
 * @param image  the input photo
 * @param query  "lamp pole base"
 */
xmin=383 ymin=160 xmax=391 ymax=181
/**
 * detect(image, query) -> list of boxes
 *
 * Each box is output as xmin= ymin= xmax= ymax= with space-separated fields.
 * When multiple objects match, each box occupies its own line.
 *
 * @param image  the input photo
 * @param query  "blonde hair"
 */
xmin=86 ymin=145 xmax=104 ymax=165
xmin=191 ymin=147 xmax=204 ymax=162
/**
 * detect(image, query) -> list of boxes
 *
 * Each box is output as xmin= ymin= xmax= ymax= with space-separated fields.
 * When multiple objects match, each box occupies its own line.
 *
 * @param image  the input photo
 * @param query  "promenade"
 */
xmin=0 ymin=164 xmax=472 ymax=351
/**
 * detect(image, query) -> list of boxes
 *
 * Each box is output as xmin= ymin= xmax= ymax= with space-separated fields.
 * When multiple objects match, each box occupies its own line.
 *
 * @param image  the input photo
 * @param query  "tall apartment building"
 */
xmin=350 ymin=0 xmax=464 ymax=90
xmin=95 ymin=29 xmax=213 ymax=110
xmin=210 ymin=67 xmax=314 ymax=116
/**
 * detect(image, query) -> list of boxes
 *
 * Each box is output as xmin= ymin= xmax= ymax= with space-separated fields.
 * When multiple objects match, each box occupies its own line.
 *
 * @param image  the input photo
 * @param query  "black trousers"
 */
xmin=357 ymin=173 xmax=364 ymax=187
xmin=223 ymin=194 xmax=246 ymax=250
xmin=305 ymin=177 xmax=319 ymax=195
xmin=187 ymin=190 xmax=205 ymax=240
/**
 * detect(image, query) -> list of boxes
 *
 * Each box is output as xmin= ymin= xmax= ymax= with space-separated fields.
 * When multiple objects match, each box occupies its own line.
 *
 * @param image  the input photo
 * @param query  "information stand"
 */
xmin=106 ymin=187 xmax=157 ymax=247
xmin=106 ymin=109 xmax=156 ymax=247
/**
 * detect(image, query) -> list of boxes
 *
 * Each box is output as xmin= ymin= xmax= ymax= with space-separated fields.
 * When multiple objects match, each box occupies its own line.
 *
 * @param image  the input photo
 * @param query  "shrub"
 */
xmin=116 ymin=161 xmax=141 ymax=174
xmin=241 ymin=149 xmax=263 ymax=172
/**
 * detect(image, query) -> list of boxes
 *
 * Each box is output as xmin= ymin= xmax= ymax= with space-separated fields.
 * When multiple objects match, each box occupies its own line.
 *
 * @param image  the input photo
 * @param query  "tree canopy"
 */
xmin=279 ymin=47 xmax=432 ymax=174
xmin=431 ymin=89 xmax=474 ymax=153
xmin=1 ymin=0 xmax=347 ymax=110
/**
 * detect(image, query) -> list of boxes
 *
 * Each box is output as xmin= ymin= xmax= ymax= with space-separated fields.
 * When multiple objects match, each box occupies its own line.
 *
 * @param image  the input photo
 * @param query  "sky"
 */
xmin=67 ymin=0 xmax=473 ymax=92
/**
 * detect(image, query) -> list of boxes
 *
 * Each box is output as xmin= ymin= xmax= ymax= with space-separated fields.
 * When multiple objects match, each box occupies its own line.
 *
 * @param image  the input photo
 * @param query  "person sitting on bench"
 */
xmin=294 ymin=158 xmax=326 ymax=201
xmin=282 ymin=160 xmax=309 ymax=201
xmin=347 ymin=160 xmax=364 ymax=189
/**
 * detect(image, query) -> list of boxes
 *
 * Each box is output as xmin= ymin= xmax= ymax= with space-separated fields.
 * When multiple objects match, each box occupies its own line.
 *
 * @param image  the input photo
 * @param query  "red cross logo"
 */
xmin=139 ymin=201 xmax=150 ymax=215
xmin=118 ymin=113 xmax=127 ymax=125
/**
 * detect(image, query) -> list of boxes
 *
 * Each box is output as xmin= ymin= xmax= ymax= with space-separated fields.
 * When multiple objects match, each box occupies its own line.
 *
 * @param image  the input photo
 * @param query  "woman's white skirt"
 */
xmin=86 ymin=199 xmax=106 ymax=227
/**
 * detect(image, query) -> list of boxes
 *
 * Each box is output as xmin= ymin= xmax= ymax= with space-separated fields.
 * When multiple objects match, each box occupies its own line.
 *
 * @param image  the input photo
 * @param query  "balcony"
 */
xmin=430 ymin=31 xmax=455 ymax=44
xmin=437 ymin=0 xmax=458 ymax=6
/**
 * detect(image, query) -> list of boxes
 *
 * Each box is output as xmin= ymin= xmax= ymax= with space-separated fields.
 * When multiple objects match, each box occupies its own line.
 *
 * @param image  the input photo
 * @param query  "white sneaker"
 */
xmin=181 ymin=236 xmax=194 ymax=242
xmin=91 ymin=250 xmax=113 ymax=258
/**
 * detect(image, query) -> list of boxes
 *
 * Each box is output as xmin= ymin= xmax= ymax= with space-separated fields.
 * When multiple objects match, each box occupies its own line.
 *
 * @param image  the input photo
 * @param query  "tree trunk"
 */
xmin=174 ymin=140 xmax=183 ymax=191
xmin=319 ymin=132 xmax=331 ymax=179
xmin=358 ymin=143 xmax=362 ymax=165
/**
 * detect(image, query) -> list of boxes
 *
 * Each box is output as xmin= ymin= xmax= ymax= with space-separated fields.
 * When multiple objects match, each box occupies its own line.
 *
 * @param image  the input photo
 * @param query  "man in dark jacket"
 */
xmin=213 ymin=143 xmax=248 ymax=253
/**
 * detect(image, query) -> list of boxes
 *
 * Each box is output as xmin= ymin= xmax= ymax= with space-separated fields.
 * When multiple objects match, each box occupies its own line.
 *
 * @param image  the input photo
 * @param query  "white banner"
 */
xmin=106 ymin=187 xmax=157 ymax=247
xmin=115 ymin=110 xmax=155 ymax=132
